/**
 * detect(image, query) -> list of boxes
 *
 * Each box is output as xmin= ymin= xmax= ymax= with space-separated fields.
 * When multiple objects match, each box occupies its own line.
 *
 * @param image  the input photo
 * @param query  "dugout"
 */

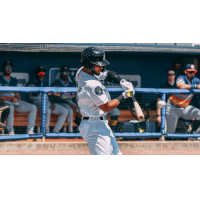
xmin=0 ymin=43 xmax=200 ymax=138
xmin=0 ymin=43 xmax=200 ymax=87
xmin=0 ymin=43 xmax=200 ymax=108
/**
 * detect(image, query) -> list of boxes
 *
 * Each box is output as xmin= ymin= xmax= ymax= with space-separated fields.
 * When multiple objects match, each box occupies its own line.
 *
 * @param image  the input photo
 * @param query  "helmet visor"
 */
xmin=91 ymin=59 xmax=110 ymax=66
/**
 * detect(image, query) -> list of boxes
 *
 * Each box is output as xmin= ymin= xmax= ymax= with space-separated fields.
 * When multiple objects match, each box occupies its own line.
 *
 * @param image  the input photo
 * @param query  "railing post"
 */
xmin=41 ymin=92 xmax=47 ymax=142
xmin=160 ymin=94 xmax=166 ymax=141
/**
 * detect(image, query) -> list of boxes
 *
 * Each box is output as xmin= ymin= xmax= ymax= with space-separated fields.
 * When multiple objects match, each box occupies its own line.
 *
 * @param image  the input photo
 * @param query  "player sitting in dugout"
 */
xmin=0 ymin=61 xmax=37 ymax=135
xmin=27 ymin=66 xmax=69 ymax=133
xmin=166 ymin=64 xmax=200 ymax=133
xmin=51 ymin=66 xmax=80 ymax=133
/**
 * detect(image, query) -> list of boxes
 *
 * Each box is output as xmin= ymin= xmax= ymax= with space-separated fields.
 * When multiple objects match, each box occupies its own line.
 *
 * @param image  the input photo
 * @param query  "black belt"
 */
xmin=83 ymin=117 xmax=104 ymax=120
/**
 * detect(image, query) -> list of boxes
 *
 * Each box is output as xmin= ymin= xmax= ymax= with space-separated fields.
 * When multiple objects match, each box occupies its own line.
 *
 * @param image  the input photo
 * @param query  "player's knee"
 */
xmin=196 ymin=110 xmax=200 ymax=120
xmin=62 ymin=108 xmax=69 ymax=117
xmin=30 ymin=104 xmax=37 ymax=112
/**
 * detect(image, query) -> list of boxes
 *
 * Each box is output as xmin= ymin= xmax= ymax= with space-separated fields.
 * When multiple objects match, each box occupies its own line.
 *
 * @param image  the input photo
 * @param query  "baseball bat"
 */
xmin=130 ymin=92 xmax=144 ymax=121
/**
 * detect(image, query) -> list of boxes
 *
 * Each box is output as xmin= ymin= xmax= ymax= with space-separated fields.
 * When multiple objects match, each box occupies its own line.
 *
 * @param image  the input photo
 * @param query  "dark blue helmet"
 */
xmin=80 ymin=47 xmax=110 ymax=71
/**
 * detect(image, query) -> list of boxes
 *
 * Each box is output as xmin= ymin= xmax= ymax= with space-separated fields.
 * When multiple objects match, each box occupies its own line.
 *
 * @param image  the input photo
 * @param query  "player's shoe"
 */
xmin=8 ymin=131 xmax=15 ymax=135
xmin=27 ymin=127 xmax=34 ymax=135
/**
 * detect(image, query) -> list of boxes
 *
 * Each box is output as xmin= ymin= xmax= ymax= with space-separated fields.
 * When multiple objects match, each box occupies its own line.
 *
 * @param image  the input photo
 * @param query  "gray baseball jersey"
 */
xmin=76 ymin=67 xmax=111 ymax=117
xmin=76 ymin=67 xmax=122 ymax=155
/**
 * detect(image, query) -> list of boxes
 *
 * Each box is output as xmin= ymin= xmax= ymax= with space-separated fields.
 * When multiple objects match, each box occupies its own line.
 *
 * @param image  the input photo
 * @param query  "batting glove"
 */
xmin=120 ymin=79 xmax=135 ymax=94
xmin=122 ymin=90 xmax=133 ymax=99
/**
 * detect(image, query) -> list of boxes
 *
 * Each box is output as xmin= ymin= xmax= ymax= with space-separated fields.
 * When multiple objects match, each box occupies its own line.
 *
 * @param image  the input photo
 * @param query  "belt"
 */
xmin=83 ymin=117 xmax=104 ymax=120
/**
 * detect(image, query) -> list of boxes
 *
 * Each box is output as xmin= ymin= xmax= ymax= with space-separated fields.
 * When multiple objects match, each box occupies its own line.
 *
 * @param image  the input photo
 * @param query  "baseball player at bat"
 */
xmin=75 ymin=47 xmax=135 ymax=155
xmin=166 ymin=64 xmax=200 ymax=133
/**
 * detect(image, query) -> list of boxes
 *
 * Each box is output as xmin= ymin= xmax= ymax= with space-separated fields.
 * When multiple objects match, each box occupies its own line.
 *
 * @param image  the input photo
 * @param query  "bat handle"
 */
xmin=130 ymin=91 xmax=136 ymax=102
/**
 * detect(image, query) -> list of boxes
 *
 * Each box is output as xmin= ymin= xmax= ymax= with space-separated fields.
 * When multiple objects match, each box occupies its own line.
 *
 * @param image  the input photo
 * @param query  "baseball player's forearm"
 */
xmin=98 ymin=90 xmax=132 ymax=113
xmin=178 ymin=84 xmax=200 ymax=89
xmin=98 ymin=99 xmax=120 ymax=113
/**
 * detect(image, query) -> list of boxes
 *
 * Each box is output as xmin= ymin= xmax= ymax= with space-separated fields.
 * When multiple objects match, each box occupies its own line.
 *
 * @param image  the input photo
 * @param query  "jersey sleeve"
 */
xmin=86 ymin=81 xmax=109 ymax=106
xmin=176 ymin=76 xmax=185 ymax=87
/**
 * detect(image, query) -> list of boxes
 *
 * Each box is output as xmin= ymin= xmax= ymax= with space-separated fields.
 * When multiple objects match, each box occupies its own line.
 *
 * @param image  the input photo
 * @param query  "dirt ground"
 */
xmin=1 ymin=149 xmax=200 ymax=155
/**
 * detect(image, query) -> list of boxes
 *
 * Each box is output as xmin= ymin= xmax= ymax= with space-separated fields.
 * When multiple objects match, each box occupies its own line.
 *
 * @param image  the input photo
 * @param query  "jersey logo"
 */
xmin=94 ymin=86 xmax=103 ymax=96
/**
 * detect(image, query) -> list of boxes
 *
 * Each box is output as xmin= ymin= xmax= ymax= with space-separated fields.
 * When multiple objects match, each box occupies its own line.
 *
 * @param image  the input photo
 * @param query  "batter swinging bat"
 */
xmin=130 ymin=91 xmax=144 ymax=121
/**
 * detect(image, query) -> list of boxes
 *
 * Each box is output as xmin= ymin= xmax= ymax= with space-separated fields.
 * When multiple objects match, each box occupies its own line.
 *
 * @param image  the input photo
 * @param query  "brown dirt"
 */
xmin=1 ymin=149 xmax=200 ymax=155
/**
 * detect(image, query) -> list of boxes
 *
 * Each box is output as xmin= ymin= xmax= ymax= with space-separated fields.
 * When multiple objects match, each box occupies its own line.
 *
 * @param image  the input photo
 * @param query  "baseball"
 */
xmin=157 ymin=100 xmax=166 ymax=108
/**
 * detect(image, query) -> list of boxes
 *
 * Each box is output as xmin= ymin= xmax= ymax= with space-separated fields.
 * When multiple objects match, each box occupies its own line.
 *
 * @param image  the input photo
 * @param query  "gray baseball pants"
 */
xmin=5 ymin=100 xmax=37 ymax=133
xmin=59 ymin=103 xmax=73 ymax=133
xmin=166 ymin=100 xmax=200 ymax=133
xmin=33 ymin=99 xmax=68 ymax=133
xmin=79 ymin=118 xmax=122 ymax=155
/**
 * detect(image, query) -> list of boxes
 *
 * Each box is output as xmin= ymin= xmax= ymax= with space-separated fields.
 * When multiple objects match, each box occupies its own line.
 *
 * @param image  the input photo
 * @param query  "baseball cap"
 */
xmin=35 ymin=66 xmax=46 ymax=73
xmin=60 ymin=66 xmax=70 ymax=72
xmin=3 ymin=61 xmax=13 ymax=67
xmin=186 ymin=64 xmax=197 ymax=72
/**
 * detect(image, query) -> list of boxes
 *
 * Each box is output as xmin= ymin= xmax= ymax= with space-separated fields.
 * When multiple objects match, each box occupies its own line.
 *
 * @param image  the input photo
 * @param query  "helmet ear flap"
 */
xmin=81 ymin=54 xmax=95 ymax=70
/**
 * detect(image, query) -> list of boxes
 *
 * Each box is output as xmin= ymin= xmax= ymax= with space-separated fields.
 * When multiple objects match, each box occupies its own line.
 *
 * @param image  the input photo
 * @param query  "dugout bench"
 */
xmin=3 ymin=110 xmax=157 ymax=134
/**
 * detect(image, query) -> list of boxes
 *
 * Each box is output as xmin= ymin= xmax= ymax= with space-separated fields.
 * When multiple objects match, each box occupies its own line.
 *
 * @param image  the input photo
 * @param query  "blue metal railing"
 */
xmin=0 ymin=87 xmax=200 ymax=141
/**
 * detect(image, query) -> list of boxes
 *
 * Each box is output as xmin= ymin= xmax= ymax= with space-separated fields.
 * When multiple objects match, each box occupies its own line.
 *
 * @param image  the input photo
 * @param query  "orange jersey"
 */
xmin=169 ymin=75 xmax=200 ymax=108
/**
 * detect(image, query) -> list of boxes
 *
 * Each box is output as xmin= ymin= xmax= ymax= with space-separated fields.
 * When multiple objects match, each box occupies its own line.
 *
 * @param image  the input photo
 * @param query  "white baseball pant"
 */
xmin=166 ymin=100 xmax=200 ymax=133
xmin=59 ymin=103 xmax=73 ymax=133
xmin=5 ymin=100 xmax=37 ymax=133
xmin=79 ymin=117 xmax=122 ymax=155
xmin=33 ymin=99 xmax=68 ymax=133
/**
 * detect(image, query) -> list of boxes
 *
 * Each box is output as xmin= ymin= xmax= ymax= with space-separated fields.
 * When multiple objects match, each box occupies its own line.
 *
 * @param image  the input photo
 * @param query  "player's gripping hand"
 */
xmin=122 ymin=90 xmax=133 ymax=99
xmin=120 ymin=79 xmax=135 ymax=95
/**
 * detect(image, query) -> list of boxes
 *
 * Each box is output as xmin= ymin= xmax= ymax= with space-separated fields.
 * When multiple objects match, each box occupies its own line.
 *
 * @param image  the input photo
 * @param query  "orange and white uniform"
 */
xmin=166 ymin=75 xmax=200 ymax=133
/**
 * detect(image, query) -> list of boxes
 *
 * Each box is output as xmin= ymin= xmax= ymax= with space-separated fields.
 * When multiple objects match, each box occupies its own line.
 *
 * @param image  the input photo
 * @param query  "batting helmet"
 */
xmin=80 ymin=47 xmax=110 ymax=71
